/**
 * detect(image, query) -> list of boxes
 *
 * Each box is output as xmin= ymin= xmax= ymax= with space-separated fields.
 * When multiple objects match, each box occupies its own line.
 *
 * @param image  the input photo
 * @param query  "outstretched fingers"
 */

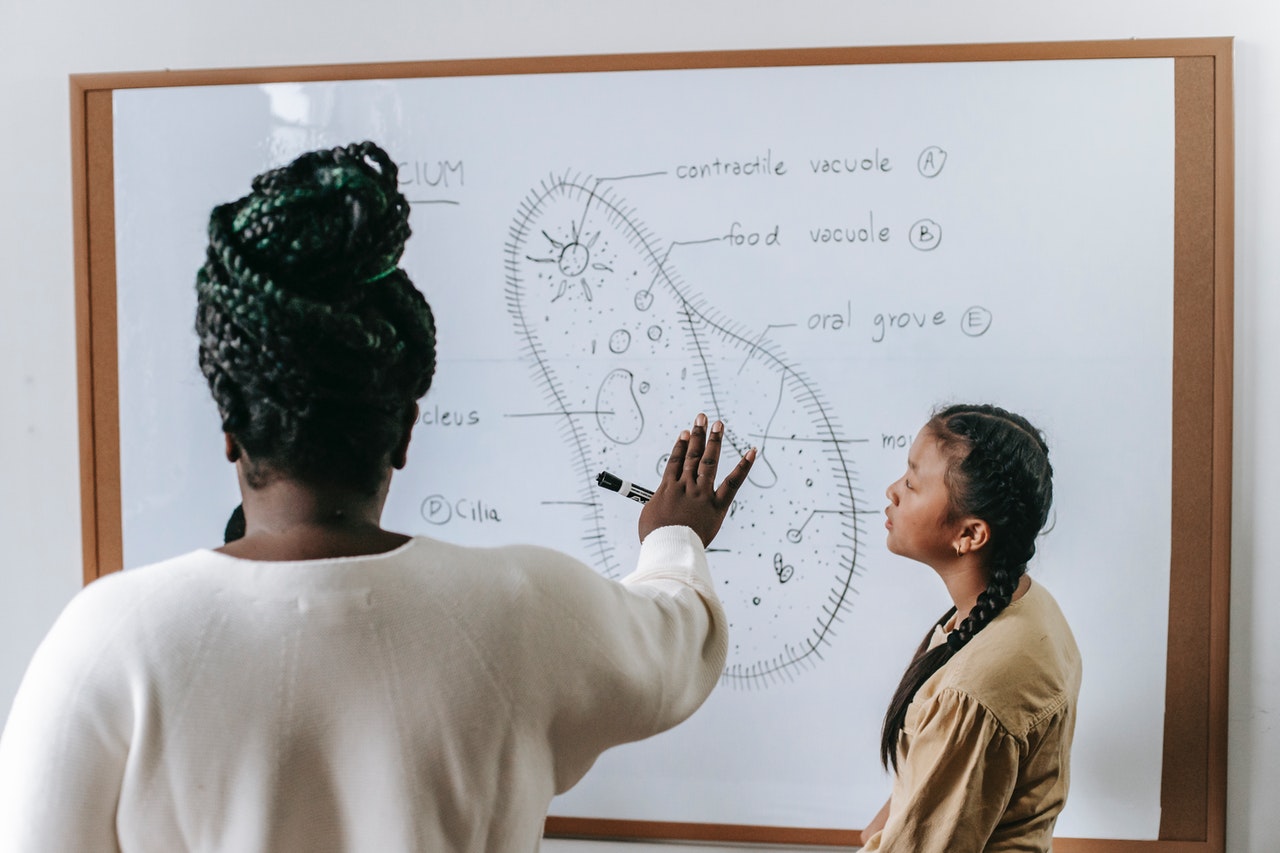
xmin=669 ymin=415 xmax=753 ymax=500
xmin=639 ymin=413 xmax=756 ymax=547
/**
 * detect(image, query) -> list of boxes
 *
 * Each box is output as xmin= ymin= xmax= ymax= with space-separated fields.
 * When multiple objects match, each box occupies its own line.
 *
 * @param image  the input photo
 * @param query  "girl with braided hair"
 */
xmin=0 ymin=142 xmax=755 ymax=852
xmin=860 ymin=404 xmax=1081 ymax=853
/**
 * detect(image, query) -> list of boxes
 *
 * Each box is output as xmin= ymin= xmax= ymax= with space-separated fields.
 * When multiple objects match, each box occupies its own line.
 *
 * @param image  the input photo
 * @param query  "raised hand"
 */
xmin=638 ymin=413 xmax=756 ymax=547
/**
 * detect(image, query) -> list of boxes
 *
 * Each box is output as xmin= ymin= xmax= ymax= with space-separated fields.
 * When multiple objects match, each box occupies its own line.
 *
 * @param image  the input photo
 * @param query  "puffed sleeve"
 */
xmin=511 ymin=525 xmax=728 ymax=794
xmin=863 ymin=687 xmax=1020 ymax=853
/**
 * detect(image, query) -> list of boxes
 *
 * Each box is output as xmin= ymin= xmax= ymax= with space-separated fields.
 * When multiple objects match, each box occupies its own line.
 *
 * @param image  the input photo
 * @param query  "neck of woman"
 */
xmin=218 ymin=470 xmax=410 ymax=562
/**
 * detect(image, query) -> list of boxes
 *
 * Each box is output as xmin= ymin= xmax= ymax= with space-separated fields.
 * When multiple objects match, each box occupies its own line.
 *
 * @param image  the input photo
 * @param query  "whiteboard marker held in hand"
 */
xmin=596 ymin=471 xmax=655 ymax=504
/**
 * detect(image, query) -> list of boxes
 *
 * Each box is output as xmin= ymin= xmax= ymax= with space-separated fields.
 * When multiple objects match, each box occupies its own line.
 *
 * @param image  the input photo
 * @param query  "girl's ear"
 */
xmin=391 ymin=404 xmax=419 ymax=470
xmin=954 ymin=517 xmax=991 ymax=556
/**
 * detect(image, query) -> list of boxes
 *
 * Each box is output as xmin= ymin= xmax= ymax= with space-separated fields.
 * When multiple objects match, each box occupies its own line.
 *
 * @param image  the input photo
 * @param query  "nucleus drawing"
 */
xmin=505 ymin=172 xmax=865 ymax=688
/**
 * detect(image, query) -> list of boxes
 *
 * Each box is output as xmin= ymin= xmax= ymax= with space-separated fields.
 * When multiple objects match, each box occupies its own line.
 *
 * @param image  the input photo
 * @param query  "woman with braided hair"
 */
xmin=860 ymin=404 xmax=1081 ymax=852
xmin=0 ymin=142 xmax=754 ymax=852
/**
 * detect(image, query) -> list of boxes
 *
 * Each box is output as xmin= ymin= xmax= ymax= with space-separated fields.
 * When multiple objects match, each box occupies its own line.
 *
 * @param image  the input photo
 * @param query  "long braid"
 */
xmin=195 ymin=141 xmax=437 ymax=492
xmin=880 ymin=404 xmax=1054 ymax=770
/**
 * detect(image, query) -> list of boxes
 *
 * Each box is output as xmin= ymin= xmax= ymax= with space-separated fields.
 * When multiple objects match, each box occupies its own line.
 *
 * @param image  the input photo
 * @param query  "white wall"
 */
xmin=0 ymin=2 xmax=1275 ymax=851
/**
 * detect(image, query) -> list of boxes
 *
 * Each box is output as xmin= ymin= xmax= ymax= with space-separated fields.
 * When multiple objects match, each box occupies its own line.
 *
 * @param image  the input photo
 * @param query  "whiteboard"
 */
xmin=99 ymin=55 xmax=1182 ymax=842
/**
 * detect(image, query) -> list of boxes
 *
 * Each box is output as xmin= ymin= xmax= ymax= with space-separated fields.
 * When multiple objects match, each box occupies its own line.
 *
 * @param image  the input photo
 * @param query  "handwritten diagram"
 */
xmin=505 ymin=173 xmax=864 ymax=687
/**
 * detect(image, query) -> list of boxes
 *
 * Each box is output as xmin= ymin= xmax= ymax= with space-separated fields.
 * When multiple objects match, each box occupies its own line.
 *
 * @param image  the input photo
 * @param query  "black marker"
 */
xmin=596 ymin=471 xmax=654 ymax=504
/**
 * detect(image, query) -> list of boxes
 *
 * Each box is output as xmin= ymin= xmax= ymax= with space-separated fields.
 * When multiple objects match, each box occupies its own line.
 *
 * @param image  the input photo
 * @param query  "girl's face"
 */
xmin=884 ymin=428 xmax=963 ymax=566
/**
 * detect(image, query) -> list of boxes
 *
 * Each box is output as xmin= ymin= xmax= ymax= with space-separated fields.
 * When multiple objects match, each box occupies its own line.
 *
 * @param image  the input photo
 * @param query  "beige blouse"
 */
xmin=863 ymin=580 xmax=1082 ymax=853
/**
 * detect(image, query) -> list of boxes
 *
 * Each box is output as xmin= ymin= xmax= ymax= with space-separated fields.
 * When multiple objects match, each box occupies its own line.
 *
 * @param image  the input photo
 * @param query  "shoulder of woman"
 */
xmin=61 ymin=552 xmax=203 ymax=627
xmin=411 ymin=538 xmax=617 ymax=608
xmin=921 ymin=607 xmax=1079 ymax=737
xmin=22 ymin=554 xmax=210 ymax=696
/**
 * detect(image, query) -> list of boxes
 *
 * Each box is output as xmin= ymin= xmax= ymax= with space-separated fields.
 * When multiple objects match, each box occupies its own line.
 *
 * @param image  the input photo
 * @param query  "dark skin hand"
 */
xmin=638 ymin=413 xmax=757 ymax=547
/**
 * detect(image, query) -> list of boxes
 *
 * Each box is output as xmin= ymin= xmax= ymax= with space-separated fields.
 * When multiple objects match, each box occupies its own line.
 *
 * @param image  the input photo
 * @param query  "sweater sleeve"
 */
xmin=862 ymin=687 xmax=1020 ymax=853
xmin=0 ymin=579 xmax=132 ymax=852
xmin=528 ymin=525 xmax=728 ymax=793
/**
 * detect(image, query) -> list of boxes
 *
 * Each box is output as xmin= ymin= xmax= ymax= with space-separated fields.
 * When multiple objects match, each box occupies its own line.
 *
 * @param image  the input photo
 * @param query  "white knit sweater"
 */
xmin=0 ymin=526 xmax=726 ymax=852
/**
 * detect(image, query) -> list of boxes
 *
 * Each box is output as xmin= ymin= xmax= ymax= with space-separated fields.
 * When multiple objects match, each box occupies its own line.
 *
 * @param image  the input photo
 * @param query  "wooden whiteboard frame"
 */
xmin=70 ymin=38 xmax=1233 ymax=851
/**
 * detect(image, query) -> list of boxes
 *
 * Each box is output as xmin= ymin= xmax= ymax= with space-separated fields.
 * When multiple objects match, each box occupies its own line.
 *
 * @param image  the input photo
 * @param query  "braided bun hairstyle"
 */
xmin=879 ymin=403 xmax=1054 ymax=770
xmin=195 ymin=141 xmax=437 ymax=493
